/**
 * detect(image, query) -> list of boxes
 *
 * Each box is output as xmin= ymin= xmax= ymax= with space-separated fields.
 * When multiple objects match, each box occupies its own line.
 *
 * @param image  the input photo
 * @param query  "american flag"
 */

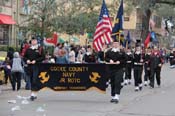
xmin=93 ymin=0 xmax=112 ymax=51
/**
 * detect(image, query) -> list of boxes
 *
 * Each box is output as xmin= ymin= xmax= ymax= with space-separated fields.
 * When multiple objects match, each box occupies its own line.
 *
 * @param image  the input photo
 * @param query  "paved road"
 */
xmin=0 ymin=63 xmax=175 ymax=116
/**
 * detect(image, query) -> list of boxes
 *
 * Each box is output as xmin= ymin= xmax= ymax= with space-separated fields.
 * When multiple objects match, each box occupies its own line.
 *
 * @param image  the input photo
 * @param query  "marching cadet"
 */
xmin=144 ymin=47 xmax=152 ymax=86
xmin=105 ymin=40 xmax=126 ymax=104
xmin=149 ymin=46 xmax=164 ymax=88
xmin=169 ymin=48 xmax=175 ymax=68
xmin=133 ymin=45 xmax=145 ymax=91
xmin=124 ymin=47 xmax=133 ymax=85
xmin=23 ymin=37 xmax=45 ymax=101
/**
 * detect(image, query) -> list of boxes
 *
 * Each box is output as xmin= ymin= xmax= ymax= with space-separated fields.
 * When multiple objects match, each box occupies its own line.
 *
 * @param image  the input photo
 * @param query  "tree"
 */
xmin=27 ymin=0 xmax=58 ymax=37
xmin=54 ymin=0 xmax=101 ymax=35
xmin=155 ymin=0 xmax=175 ymax=5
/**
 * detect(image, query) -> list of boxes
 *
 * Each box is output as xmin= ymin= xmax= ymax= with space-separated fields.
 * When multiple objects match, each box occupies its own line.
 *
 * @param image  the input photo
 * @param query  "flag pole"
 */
xmin=119 ymin=31 xmax=121 ymax=45
xmin=113 ymin=0 xmax=117 ymax=27
xmin=126 ymin=40 xmax=128 ymax=49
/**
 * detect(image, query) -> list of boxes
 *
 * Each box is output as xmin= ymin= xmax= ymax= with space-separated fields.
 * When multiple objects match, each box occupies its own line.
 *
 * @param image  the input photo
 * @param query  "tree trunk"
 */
xmin=141 ymin=9 xmax=151 ymax=42
xmin=41 ymin=19 xmax=45 ymax=38
xmin=155 ymin=0 xmax=175 ymax=5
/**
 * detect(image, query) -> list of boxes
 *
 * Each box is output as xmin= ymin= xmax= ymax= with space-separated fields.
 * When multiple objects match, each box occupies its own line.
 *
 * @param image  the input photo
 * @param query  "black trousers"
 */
xmin=4 ymin=70 xmax=12 ymax=84
xmin=125 ymin=64 xmax=132 ymax=80
xmin=144 ymin=65 xmax=151 ymax=81
xmin=170 ymin=59 xmax=175 ymax=66
xmin=11 ymin=72 xmax=22 ymax=90
xmin=110 ymin=69 xmax=124 ymax=96
xmin=134 ymin=66 xmax=143 ymax=87
xmin=150 ymin=67 xmax=161 ymax=87
xmin=26 ymin=65 xmax=39 ymax=91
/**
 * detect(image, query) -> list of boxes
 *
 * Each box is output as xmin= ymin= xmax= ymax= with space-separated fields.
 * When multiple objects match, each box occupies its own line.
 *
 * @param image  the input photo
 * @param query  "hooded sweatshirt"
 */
xmin=11 ymin=52 xmax=23 ymax=73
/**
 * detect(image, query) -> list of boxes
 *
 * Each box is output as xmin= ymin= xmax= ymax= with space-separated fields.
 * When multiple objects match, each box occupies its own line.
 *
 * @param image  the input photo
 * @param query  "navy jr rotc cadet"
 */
xmin=144 ymin=47 xmax=152 ymax=86
xmin=24 ymin=37 xmax=45 ymax=101
xmin=149 ymin=46 xmax=164 ymax=88
xmin=124 ymin=47 xmax=133 ymax=85
xmin=169 ymin=48 xmax=175 ymax=68
xmin=133 ymin=45 xmax=145 ymax=91
xmin=105 ymin=40 xmax=126 ymax=104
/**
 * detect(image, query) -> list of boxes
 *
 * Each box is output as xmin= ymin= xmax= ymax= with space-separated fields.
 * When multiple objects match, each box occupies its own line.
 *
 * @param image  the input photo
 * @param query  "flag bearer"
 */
xmin=149 ymin=46 xmax=164 ymax=88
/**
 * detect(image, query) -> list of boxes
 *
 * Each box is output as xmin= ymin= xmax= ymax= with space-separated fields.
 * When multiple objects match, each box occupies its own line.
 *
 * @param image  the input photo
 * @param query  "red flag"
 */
xmin=44 ymin=32 xmax=58 ymax=46
xmin=93 ymin=0 xmax=112 ymax=51
xmin=144 ymin=33 xmax=151 ymax=48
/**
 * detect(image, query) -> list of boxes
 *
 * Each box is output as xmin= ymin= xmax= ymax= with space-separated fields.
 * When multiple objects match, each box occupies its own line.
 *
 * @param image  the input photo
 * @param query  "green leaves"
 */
xmin=25 ymin=0 xmax=175 ymax=38
xmin=53 ymin=0 xmax=100 ymax=35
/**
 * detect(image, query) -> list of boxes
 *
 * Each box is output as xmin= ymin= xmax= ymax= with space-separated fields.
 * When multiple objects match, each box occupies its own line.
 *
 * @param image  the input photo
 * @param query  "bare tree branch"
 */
xmin=156 ymin=0 xmax=175 ymax=5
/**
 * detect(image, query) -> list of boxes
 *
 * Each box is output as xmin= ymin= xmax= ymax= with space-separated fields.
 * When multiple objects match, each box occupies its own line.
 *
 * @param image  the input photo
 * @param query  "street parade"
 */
xmin=0 ymin=0 xmax=175 ymax=116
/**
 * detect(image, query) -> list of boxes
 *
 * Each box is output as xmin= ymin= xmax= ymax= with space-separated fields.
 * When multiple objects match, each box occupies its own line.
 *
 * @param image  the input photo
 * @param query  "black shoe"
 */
xmin=128 ymin=82 xmax=131 ymax=85
xmin=110 ymin=99 xmax=115 ymax=103
xmin=12 ymin=87 xmax=15 ymax=91
xmin=110 ymin=99 xmax=119 ymax=104
xmin=113 ymin=99 xmax=119 ymax=104
xmin=139 ymin=86 xmax=142 ymax=91
xmin=25 ymin=88 xmax=30 ymax=90
xmin=30 ymin=96 xmax=37 ymax=101
xmin=149 ymin=86 xmax=154 ymax=89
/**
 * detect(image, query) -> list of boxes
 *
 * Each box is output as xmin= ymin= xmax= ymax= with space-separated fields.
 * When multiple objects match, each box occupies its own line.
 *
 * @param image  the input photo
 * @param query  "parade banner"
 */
xmin=33 ymin=63 xmax=107 ymax=92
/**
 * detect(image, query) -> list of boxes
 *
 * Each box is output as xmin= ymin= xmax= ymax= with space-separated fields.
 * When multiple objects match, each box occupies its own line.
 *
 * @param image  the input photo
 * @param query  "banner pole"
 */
xmin=126 ymin=40 xmax=128 ymax=49
xmin=119 ymin=32 xmax=121 ymax=45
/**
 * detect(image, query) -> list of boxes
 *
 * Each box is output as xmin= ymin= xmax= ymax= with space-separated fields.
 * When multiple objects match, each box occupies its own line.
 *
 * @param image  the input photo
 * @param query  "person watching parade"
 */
xmin=83 ymin=45 xmax=96 ymax=63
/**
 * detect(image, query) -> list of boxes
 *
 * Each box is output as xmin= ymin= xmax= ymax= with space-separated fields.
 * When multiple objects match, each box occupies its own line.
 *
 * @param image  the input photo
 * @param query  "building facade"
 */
xmin=0 ymin=0 xmax=30 ymax=47
xmin=0 ymin=0 xmax=16 ymax=46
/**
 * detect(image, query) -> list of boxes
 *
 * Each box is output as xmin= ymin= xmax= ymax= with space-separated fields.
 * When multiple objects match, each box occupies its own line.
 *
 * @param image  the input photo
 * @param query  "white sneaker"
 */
xmin=121 ymin=82 xmax=125 ymax=86
xmin=114 ymin=94 xmax=119 ymax=100
xmin=135 ymin=87 xmax=139 ymax=91
xmin=128 ymin=79 xmax=132 ymax=85
xmin=144 ymin=81 xmax=148 ymax=86
xmin=139 ymin=84 xmax=143 ymax=90
xmin=124 ymin=79 xmax=128 ymax=85
xmin=170 ymin=65 xmax=175 ymax=69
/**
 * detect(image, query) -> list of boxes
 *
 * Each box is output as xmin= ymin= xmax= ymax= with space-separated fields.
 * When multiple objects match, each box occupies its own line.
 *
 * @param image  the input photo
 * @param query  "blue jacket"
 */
xmin=56 ymin=56 xmax=69 ymax=64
